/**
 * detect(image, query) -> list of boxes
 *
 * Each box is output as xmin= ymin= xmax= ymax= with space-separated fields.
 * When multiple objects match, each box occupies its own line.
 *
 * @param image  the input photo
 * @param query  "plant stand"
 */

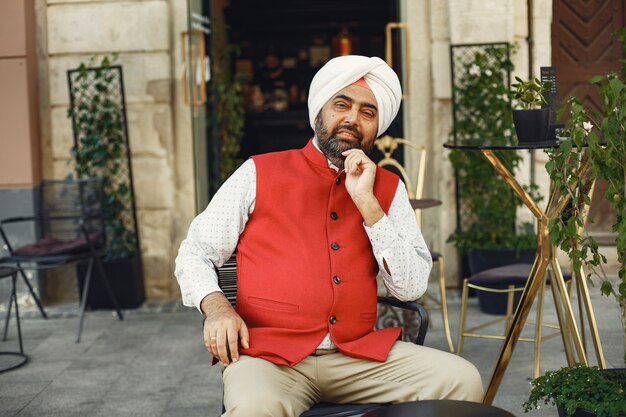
xmin=444 ymin=139 xmax=606 ymax=405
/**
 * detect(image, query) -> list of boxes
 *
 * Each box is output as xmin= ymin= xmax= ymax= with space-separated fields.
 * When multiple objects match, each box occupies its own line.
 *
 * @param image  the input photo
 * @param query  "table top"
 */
xmin=409 ymin=198 xmax=442 ymax=210
xmin=443 ymin=139 xmax=563 ymax=150
xmin=362 ymin=400 xmax=516 ymax=417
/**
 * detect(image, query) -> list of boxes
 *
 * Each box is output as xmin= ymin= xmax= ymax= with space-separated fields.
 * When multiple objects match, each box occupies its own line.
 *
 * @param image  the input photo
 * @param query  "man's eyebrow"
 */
xmin=333 ymin=94 xmax=378 ymax=112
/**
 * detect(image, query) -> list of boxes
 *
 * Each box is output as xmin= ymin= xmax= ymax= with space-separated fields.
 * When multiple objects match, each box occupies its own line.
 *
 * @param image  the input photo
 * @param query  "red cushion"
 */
xmin=13 ymin=233 xmax=102 ymax=257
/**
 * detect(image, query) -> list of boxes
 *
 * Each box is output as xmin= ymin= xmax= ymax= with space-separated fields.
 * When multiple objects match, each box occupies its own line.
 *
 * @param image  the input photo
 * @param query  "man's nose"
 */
xmin=343 ymin=108 xmax=358 ymax=125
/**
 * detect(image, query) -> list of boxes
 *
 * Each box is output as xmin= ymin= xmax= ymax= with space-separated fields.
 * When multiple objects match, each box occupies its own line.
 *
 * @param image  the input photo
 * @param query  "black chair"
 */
xmin=216 ymin=255 xmax=429 ymax=417
xmin=0 ymin=177 xmax=123 ymax=343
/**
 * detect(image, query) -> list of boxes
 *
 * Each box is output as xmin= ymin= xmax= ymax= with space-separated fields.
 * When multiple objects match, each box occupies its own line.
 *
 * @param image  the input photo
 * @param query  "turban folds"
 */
xmin=308 ymin=55 xmax=402 ymax=137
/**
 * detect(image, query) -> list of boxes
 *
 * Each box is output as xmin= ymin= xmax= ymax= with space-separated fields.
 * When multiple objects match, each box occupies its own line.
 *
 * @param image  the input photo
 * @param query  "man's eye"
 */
xmin=335 ymin=102 xmax=348 ymax=109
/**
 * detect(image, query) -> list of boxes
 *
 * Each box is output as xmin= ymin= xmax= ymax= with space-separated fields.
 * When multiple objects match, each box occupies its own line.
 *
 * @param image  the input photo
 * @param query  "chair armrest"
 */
xmin=377 ymin=296 xmax=429 ymax=346
xmin=0 ymin=216 xmax=37 ymax=226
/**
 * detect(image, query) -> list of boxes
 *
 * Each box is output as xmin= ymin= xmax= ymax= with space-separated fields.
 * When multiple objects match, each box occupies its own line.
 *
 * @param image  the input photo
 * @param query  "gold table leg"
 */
xmin=478 ymin=150 xmax=604 ymax=405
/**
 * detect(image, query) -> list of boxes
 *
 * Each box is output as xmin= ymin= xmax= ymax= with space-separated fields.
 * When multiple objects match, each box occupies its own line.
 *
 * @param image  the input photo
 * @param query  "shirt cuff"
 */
xmin=364 ymin=215 xmax=395 ymax=275
xmin=192 ymin=284 xmax=224 ymax=313
xmin=364 ymin=214 xmax=396 ymax=249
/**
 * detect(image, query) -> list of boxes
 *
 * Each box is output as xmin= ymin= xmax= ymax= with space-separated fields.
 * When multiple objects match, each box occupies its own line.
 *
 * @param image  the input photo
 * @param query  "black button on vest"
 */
xmin=335 ymin=178 xmax=341 ymax=185
xmin=333 ymin=275 xmax=341 ymax=284
xmin=331 ymin=242 xmax=340 ymax=250
xmin=329 ymin=315 xmax=337 ymax=324
xmin=330 ymin=212 xmax=338 ymax=220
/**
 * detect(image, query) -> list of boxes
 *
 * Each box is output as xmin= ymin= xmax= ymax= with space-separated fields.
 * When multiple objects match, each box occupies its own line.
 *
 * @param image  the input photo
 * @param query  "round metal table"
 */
xmin=363 ymin=400 xmax=516 ymax=417
xmin=1 ymin=266 xmax=28 ymax=373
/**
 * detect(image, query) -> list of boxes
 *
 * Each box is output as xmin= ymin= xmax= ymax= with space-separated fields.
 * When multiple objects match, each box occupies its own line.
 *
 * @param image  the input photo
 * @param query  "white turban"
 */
xmin=308 ymin=55 xmax=402 ymax=137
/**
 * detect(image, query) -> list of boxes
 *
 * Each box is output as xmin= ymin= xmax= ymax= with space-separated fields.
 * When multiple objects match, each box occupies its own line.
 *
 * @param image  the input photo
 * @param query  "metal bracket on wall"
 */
xmin=181 ymin=31 xmax=207 ymax=110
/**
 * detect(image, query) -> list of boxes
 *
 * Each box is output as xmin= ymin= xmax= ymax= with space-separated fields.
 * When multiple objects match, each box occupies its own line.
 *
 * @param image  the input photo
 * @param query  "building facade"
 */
xmin=0 ymin=0 xmax=592 ymax=304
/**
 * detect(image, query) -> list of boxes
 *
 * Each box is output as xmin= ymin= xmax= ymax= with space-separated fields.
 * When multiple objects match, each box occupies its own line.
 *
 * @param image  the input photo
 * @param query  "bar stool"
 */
xmin=1 ymin=266 xmax=28 ymax=372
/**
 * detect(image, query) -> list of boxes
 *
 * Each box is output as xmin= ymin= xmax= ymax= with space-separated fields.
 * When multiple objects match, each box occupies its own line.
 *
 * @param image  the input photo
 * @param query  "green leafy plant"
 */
xmin=210 ymin=28 xmax=245 ymax=181
xmin=67 ymin=53 xmax=138 ymax=260
xmin=449 ymin=44 xmax=540 ymax=254
xmin=511 ymin=77 xmax=553 ymax=110
xmin=545 ymin=27 xmax=626 ymax=363
xmin=524 ymin=364 xmax=626 ymax=417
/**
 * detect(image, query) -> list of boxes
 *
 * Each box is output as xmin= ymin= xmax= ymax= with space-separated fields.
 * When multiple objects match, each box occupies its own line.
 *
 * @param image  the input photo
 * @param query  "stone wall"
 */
xmin=37 ymin=0 xmax=195 ymax=300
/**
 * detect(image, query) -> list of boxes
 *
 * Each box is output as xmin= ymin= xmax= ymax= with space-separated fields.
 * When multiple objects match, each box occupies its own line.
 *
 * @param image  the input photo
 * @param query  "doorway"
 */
xmin=186 ymin=0 xmax=403 ymax=204
xmin=551 ymin=0 xmax=625 ymax=244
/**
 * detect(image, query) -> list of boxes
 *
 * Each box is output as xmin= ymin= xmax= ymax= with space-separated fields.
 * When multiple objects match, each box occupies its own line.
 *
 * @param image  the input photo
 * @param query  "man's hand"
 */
xmin=342 ymin=149 xmax=384 ymax=226
xmin=200 ymin=292 xmax=249 ymax=366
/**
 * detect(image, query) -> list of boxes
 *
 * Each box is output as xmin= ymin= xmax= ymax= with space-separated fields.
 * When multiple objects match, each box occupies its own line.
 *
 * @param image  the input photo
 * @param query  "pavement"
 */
xmin=1 ymin=277 xmax=624 ymax=417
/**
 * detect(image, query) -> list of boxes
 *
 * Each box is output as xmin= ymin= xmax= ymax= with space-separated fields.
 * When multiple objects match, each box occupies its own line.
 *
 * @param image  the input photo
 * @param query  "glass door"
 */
xmin=184 ymin=0 xmax=215 ymax=212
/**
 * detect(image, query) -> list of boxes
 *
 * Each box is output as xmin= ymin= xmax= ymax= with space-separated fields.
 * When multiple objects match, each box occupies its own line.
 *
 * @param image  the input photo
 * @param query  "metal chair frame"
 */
xmin=0 ymin=266 xmax=28 ymax=373
xmin=456 ymin=265 xmax=573 ymax=379
xmin=374 ymin=135 xmax=454 ymax=352
xmin=0 ymin=178 xmax=123 ymax=343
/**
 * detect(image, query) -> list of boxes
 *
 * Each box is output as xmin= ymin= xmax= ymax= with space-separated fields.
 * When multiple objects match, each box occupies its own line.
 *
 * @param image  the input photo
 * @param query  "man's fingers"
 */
xmin=227 ymin=328 xmax=240 ymax=362
xmin=239 ymin=323 xmax=250 ymax=349
xmin=209 ymin=334 xmax=218 ymax=356
xmin=215 ymin=331 xmax=231 ymax=365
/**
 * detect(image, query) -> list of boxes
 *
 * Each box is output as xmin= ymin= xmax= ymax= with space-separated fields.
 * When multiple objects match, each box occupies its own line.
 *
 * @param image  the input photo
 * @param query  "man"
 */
xmin=175 ymin=55 xmax=483 ymax=416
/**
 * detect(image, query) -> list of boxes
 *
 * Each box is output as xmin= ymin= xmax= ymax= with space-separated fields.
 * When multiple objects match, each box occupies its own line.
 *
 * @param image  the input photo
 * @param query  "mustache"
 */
xmin=331 ymin=124 xmax=363 ymax=141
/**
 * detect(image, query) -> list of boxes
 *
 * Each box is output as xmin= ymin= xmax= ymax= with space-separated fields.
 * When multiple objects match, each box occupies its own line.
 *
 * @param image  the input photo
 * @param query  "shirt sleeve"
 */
xmin=174 ymin=159 xmax=256 ymax=311
xmin=364 ymin=180 xmax=432 ymax=301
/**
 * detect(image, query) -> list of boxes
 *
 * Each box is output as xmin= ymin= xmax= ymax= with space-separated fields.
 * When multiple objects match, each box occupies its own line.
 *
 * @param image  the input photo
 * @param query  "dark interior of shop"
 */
xmin=221 ymin=0 xmax=401 ymax=158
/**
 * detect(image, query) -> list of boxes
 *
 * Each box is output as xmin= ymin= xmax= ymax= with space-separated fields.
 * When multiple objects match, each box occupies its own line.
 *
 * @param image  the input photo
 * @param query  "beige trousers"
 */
xmin=222 ymin=341 xmax=483 ymax=417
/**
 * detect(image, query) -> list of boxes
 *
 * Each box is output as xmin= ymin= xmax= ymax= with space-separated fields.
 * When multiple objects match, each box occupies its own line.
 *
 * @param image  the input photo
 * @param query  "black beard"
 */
xmin=314 ymin=115 xmax=367 ymax=170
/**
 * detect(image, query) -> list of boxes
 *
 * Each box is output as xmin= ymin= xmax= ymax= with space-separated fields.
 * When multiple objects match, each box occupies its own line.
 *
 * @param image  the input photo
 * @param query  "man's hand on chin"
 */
xmin=342 ymin=149 xmax=384 ymax=227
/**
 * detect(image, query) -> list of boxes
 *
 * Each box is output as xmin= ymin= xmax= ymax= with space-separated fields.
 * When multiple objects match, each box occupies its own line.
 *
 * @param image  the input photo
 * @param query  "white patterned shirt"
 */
xmin=175 ymin=145 xmax=432 ymax=349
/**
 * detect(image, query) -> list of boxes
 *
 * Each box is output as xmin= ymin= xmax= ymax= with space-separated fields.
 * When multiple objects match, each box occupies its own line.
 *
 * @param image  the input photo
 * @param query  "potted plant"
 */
xmin=449 ymin=44 xmax=541 ymax=313
xmin=524 ymin=28 xmax=626 ymax=417
xmin=67 ymin=54 xmax=145 ymax=309
xmin=511 ymin=76 xmax=553 ymax=142
xmin=524 ymin=364 xmax=626 ymax=417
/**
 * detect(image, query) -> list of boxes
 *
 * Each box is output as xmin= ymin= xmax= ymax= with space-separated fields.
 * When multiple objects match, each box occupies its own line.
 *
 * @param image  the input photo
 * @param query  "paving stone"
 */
xmin=0 ymin=289 xmax=623 ymax=417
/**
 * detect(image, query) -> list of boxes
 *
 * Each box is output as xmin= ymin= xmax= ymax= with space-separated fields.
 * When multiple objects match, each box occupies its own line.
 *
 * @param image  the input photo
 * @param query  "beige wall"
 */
xmin=37 ymin=0 xmax=195 ymax=299
xmin=0 ymin=0 xmax=41 ymax=187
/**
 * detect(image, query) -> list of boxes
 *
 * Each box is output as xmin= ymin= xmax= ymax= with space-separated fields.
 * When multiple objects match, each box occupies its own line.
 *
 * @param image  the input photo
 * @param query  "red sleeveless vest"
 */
xmin=236 ymin=140 xmax=401 ymax=366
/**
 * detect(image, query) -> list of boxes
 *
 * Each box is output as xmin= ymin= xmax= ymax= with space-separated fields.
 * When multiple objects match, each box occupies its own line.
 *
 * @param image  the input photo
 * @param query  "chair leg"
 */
xmin=505 ymin=285 xmax=515 ymax=333
xmin=3 ymin=293 xmax=12 ymax=341
xmin=92 ymin=255 xmax=123 ymax=321
xmin=11 ymin=274 xmax=24 ymax=354
xmin=17 ymin=266 xmax=47 ymax=319
xmin=436 ymin=257 xmax=454 ymax=352
xmin=76 ymin=258 xmax=94 ymax=343
xmin=456 ymin=278 xmax=470 ymax=356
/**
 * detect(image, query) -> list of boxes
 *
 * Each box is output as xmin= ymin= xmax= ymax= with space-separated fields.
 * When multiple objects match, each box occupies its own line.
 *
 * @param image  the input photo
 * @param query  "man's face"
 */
xmin=315 ymin=84 xmax=379 ymax=169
